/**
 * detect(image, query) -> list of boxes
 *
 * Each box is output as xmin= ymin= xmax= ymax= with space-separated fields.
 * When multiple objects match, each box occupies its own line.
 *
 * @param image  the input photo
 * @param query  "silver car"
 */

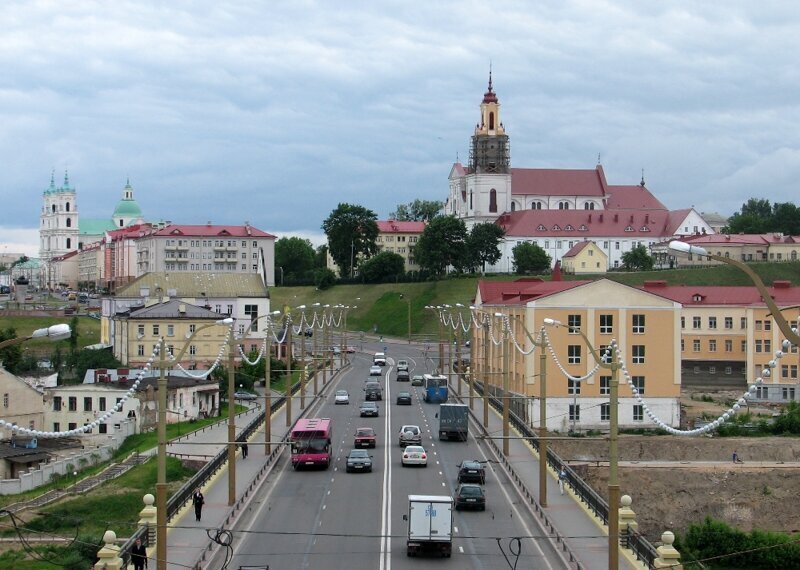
xmin=334 ymin=390 xmax=349 ymax=404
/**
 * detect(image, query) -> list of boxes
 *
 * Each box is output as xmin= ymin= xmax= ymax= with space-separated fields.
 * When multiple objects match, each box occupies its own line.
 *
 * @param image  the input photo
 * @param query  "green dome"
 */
xmin=113 ymin=199 xmax=143 ymax=218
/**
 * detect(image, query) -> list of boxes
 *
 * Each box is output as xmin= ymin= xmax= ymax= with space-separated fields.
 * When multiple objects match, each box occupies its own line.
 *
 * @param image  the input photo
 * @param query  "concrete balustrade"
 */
xmin=654 ymin=531 xmax=682 ymax=569
xmin=94 ymin=530 xmax=123 ymax=569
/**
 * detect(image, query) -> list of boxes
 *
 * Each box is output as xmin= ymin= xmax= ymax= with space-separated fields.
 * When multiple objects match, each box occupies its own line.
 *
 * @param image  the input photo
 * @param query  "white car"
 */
xmin=401 ymin=445 xmax=428 ymax=467
xmin=334 ymin=390 xmax=349 ymax=404
xmin=369 ymin=365 xmax=382 ymax=376
xmin=373 ymin=352 xmax=387 ymax=366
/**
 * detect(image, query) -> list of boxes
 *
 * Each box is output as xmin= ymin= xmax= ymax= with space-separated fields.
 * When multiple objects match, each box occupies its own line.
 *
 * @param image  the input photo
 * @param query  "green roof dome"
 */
xmin=113 ymin=199 xmax=143 ymax=218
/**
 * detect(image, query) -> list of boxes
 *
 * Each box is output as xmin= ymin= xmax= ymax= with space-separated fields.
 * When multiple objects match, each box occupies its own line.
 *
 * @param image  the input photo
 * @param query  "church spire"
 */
xmin=62 ymin=170 xmax=71 ymax=191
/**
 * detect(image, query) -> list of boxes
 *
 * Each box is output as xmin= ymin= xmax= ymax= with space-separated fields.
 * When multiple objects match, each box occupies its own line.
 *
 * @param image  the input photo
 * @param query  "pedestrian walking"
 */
xmin=558 ymin=468 xmax=567 ymax=495
xmin=131 ymin=537 xmax=147 ymax=569
xmin=732 ymin=450 xmax=743 ymax=464
xmin=192 ymin=489 xmax=205 ymax=521
xmin=241 ymin=442 xmax=249 ymax=459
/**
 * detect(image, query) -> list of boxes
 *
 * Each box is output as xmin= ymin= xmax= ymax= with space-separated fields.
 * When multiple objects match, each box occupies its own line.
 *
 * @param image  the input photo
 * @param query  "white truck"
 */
xmin=405 ymin=495 xmax=453 ymax=558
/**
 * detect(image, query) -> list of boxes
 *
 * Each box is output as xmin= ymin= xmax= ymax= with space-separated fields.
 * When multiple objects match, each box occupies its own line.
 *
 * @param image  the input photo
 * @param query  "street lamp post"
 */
xmin=297 ymin=305 xmax=307 ymax=409
xmin=156 ymin=317 xmax=232 ymax=570
xmin=669 ymin=241 xmax=800 ymax=346
xmin=284 ymin=308 xmax=293 ymax=427
xmin=544 ymin=317 xmax=620 ymax=570
xmin=0 ymin=323 xmax=71 ymax=350
xmin=225 ymin=323 xmax=238 ymax=507
xmin=495 ymin=313 xmax=511 ymax=456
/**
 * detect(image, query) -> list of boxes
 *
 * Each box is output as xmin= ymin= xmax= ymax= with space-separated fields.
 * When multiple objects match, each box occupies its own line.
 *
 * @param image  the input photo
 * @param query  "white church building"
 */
xmin=445 ymin=75 xmax=713 ymax=271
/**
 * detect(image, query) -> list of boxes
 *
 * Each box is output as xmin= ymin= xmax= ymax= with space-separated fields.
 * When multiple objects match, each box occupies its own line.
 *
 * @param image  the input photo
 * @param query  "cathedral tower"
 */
xmin=39 ymin=170 xmax=79 ymax=264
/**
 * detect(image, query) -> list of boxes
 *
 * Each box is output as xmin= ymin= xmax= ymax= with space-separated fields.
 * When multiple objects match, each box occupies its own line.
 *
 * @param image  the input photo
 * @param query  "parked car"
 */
xmin=398 ymin=424 xmax=421 ymax=447
xmin=397 ymin=359 xmax=409 ymax=372
xmin=411 ymin=375 xmax=424 ymax=386
xmin=344 ymin=345 xmax=356 ymax=353
xmin=396 ymin=370 xmax=410 ymax=382
xmin=354 ymin=427 xmax=377 ymax=448
xmin=454 ymin=484 xmax=486 ymax=511
xmin=345 ymin=449 xmax=373 ymax=473
xmin=369 ymin=365 xmax=382 ymax=376
xmin=396 ymin=391 xmax=412 ymax=405
xmin=233 ymin=391 xmax=257 ymax=400
xmin=360 ymin=401 xmax=379 ymax=417
xmin=334 ymin=390 xmax=350 ymax=404
xmin=401 ymin=445 xmax=428 ymax=467
xmin=457 ymin=460 xmax=486 ymax=484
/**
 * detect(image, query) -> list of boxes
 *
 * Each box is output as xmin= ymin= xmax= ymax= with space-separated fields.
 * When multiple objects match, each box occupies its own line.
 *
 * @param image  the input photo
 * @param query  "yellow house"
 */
xmin=112 ymin=299 xmax=230 ymax=368
xmin=327 ymin=219 xmax=427 ymax=276
xmin=473 ymin=278 xmax=681 ymax=431
xmin=561 ymin=241 xmax=607 ymax=274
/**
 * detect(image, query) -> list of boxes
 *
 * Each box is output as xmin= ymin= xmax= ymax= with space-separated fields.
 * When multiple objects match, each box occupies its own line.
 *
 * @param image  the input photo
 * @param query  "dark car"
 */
xmin=457 ymin=460 xmax=486 ymax=484
xmin=396 ymin=370 xmax=410 ymax=382
xmin=396 ymin=391 xmax=412 ymax=405
xmin=411 ymin=375 xmax=424 ymax=386
xmin=360 ymin=401 xmax=379 ymax=417
xmin=354 ymin=427 xmax=377 ymax=448
xmin=345 ymin=449 xmax=373 ymax=473
xmin=454 ymin=484 xmax=486 ymax=510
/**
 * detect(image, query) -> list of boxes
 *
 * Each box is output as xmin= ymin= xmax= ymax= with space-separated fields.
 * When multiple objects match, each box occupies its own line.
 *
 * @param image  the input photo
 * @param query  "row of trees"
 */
xmin=724 ymin=198 xmax=800 ymax=235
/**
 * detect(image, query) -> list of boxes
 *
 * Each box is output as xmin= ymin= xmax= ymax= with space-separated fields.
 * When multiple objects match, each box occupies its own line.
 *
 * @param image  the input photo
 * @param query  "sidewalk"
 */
xmin=452 ymin=379 xmax=641 ymax=570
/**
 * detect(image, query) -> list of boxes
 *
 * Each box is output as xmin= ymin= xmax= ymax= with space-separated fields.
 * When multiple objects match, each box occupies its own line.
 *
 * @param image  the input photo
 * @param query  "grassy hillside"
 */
xmin=270 ymin=262 xmax=800 ymax=338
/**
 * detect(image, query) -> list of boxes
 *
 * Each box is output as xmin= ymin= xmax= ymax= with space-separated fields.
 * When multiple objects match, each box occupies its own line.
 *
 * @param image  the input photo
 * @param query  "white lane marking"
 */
xmin=454 ymin=526 xmax=459 ymax=533
xmin=380 ymin=372 xmax=393 ymax=570
xmin=323 ymin=505 xmax=326 ymax=510
xmin=459 ymin=546 xmax=464 ymax=554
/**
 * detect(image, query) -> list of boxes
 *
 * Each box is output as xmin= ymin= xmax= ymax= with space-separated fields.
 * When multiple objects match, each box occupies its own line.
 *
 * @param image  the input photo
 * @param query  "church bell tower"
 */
xmin=469 ymin=70 xmax=510 ymax=174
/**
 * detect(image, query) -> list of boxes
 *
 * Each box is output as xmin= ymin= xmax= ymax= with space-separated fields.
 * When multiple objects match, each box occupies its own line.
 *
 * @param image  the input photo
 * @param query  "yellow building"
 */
xmin=112 ymin=299 xmax=230 ymax=368
xmin=327 ymin=219 xmax=427 ymax=276
xmin=561 ymin=241 xmax=608 ymax=274
xmin=473 ymin=278 xmax=681 ymax=431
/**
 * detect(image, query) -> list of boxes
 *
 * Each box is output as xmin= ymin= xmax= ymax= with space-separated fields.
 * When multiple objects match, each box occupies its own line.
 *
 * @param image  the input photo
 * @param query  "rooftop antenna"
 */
xmin=640 ymin=168 xmax=646 ymax=187
xmin=597 ymin=152 xmax=601 ymax=166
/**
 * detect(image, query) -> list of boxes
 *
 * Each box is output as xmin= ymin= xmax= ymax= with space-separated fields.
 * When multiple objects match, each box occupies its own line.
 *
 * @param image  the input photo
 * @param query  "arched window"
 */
xmin=489 ymin=112 xmax=495 ymax=130
xmin=66 ymin=218 xmax=71 ymax=228
xmin=66 ymin=202 xmax=70 ymax=212
xmin=558 ymin=201 xmax=570 ymax=210
xmin=584 ymin=202 xmax=595 ymax=210
xmin=510 ymin=202 xmax=516 ymax=212
xmin=120 ymin=220 xmax=124 ymax=227
xmin=489 ymin=189 xmax=498 ymax=213
xmin=52 ymin=204 xmax=56 ymax=213
xmin=66 ymin=238 xmax=71 ymax=249
xmin=531 ymin=202 xmax=542 ymax=210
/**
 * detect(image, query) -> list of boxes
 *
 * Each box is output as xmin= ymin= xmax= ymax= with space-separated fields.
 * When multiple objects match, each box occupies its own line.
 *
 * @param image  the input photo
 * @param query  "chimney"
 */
xmin=645 ymin=213 xmax=650 ymax=224
xmin=599 ymin=214 xmax=603 ymax=222
xmin=588 ymin=214 xmax=592 ymax=222
xmin=614 ymin=214 xmax=618 ymax=222
xmin=773 ymin=280 xmax=791 ymax=289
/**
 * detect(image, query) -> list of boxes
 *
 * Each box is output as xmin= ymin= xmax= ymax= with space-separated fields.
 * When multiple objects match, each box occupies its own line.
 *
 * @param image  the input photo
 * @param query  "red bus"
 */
xmin=290 ymin=418 xmax=332 ymax=469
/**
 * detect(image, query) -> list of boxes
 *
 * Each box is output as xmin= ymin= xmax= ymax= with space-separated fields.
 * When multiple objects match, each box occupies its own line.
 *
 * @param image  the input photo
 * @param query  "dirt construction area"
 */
xmin=548 ymin=392 xmax=800 ymax=541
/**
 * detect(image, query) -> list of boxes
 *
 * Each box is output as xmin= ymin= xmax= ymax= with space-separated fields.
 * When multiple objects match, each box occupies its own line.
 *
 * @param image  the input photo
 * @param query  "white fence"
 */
xmin=0 ymin=419 xmax=137 ymax=495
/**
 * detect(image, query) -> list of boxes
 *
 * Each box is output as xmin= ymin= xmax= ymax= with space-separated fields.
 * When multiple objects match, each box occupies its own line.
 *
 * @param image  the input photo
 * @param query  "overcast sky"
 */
xmin=2 ymin=1 xmax=799 ymax=257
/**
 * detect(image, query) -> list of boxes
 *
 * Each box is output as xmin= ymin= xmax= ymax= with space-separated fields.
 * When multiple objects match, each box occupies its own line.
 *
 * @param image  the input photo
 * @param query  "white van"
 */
xmin=373 ymin=352 xmax=387 ymax=366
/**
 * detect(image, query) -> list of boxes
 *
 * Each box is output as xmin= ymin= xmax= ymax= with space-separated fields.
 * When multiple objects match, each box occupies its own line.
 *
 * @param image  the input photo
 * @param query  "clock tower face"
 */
xmin=469 ymin=71 xmax=509 ymax=174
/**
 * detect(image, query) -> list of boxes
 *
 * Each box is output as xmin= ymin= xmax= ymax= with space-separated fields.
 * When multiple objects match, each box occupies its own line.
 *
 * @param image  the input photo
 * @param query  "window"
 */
xmin=709 ymin=366 xmax=716 ymax=374
xmin=681 ymin=316 xmax=685 ymax=329
xmin=709 ymin=339 xmax=717 ymax=352
xmin=755 ymin=386 xmax=769 ymax=399
xmin=741 ymin=340 xmax=747 ymax=352
xmin=693 ymin=316 xmax=701 ymax=329
xmin=783 ymin=387 xmax=796 ymax=400
xmin=68 ymin=397 xmax=77 ymax=411
xmin=632 ymin=346 xmax=645 ymax=364
xmin=244 ymin=304 xmax=258 ymax=331
xmin=599 ymin=345 xmax=612 ymax=362
xmin=568 ymin=404 xmax=580 ymax=421
xmin=724 ymin=317 xmax=733 ymax=329
xmin=137 ymin=324 xmax=145 ymax=337
xmin=99 ymin=397 xmax=106 ymax=411
xmin=53 ymin=396 xmax=62 ymax=411
xmin=693 ymin=339 xmax=700 ymax=352
xmin=725 ymin=340 xmax=732 ymax=352
xmin=755 ymin=320 xmax=763 ymax=331
xmin=725 ymin=366 xmax=732 ymax=375
xmin=53 ymin=422 xmax=61 ymax=432
xmin=781 ymin=364 xmax=798 ymax=379
xmin=632 ymin=314 xmax=645 ymax=334
xmin=708 ymin=317 xmax=717 ymax=329
xmin=167 ymin=325 xmax=174 ymax=337
xmin=99 ymin=423 xmax=108 ymax=434
xmin=567 ymin=314 xmax=581 ymax=332
xmin=189 ymin=324 xmax=196 ymax=334
xmin=740 ymin=317 xmax=747 ymax=329
xmin=153 ymin=325 xmax=159 ymax=336
xmin=633 ymin=405 xmax=644 ymax=421
xmin=138 ymin=345 xmax=145 ymax=356
xmin=600 ymin=314 xmax=613 ymax=334
xmin=601 ymin=403 xmax=610 ymax=421
xmin=238 ymin=324 xmax=245 ymax=335
xmin=568 ymin=345 xmax=581 ymax=364
xmin=681 ymin=339 xmax=685 ymax=352
xmin=631 ymin=376 xmax=645 ymax=395
xmin=83 ymin=397 xmax=92 ymax=412
xmin=489 ymin=189 xmax=498 ymax=213
xmin=227 ymin=304 xmax=233 ymax=315
xmin=600 ymin=376 xmax=610 ymax=395
xmin=755 ymin=340 xmax=763 ymax=353
xmin=764 ymin=320 xmax=772 ymax=331
xmin=68 ymin=422 xmax=77 ymax=431
xmin=567 ymin=379 xmax=581 ymax=395
xmin=189 ymin=345 xmax=197 ymax=356
xmin=765 ymin=339 xmax=772 ymax=353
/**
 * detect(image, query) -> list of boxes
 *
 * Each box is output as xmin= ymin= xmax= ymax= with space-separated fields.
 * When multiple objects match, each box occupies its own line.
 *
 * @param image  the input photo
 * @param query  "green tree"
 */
xmin=0 ymin=327 xmax=23 ymax=373
xmin=69 ymin=316 xmax=80 ymax=354
xmin=621 ymin=244 xmax=655 ymax=271
xmin=321 ymin=203 xmax=379 ymax=277
xmin=415 ymin=215 xmax=468 ymax=275
xmin=724 ymin=198 xmax=773 ymax=234
xmin=465 ymin=223 xmax=505 ymax=273
xmin=771 ymin=202 xmax=800 ymax=235
xmin=314 ymin=267 xmax=337 ymax=290
xmin=274 ymin=237 xmax=315 ymax=283
xmin=359 ymin=251 xmax=406 ymax=283
xmin=390 ymin=199 xmax=442 ymax=222
xmin=512 ymin=242 xmax=551 ymax=274
xmin=314 ymin=244 xmax=329 ymax=269
xmin=73 ymin=349 xmax=123 ymax=386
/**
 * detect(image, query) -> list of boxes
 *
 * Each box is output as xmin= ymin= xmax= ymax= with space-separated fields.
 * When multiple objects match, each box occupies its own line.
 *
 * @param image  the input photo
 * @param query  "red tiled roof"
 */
xmin=496 ymin=209 xmax=674 ymax=238
xmin=604 ymin=185 xmax=667 ymax=210
xmin=152 ymin=224 xmax=275 ymax=238
xmin=52 ymin=250 xmax=79 ymax=261
xmin=510 ymin=166 xmax=607 ymax=197
xmin=639 ymin=282 xmax=800 ymax=306
xmin=670 ymin=233 xmax=800 ymax=247
xmin=377 ymin=220 xmax=426 ymax=233
xmin=563 ymin=241 xmax=592 ymax=257
xmin=478 ymin=279 xmax=587 ymax=305
xmin=107 ymin=224 xmax=153 ymax=241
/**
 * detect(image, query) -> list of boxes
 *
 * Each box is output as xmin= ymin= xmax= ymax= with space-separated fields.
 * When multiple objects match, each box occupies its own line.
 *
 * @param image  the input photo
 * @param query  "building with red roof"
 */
xmin=445 ymin=75 xmax=713 ymax=271
xmin=653 ymin=233 xmax=800 ymax=268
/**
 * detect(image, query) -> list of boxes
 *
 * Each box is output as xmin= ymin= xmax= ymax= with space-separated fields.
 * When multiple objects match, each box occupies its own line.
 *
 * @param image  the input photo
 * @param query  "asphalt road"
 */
xmin=227 ymin=340 xmax=565 ymax=569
